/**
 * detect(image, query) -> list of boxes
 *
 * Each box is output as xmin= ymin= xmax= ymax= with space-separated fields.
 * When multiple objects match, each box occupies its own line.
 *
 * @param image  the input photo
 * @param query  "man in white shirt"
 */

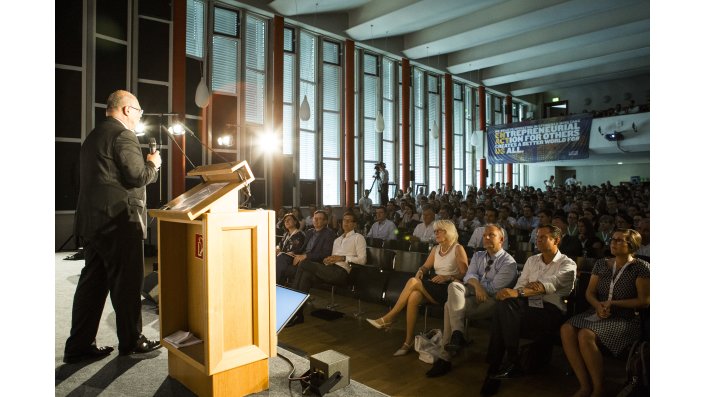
xmin=467 ymin=208 xmax=509 ymax=251
xmin=410 ymin=205 xmax=436 ymax=245
xmin=287 ymin=212 xmax=367 ymax=327
xmin=367 ymin=207 xmax=397 ymax=241
xmin=358 ymin=189 xmax=373 ymax=220
xmin=564 ymin=175 xmax=577 ymax=186
xmin=480 ymin=225 xmax=576 ymax=395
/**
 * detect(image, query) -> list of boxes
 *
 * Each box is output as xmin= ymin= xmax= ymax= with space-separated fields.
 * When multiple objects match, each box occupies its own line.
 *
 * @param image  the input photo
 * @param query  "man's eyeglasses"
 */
xmin=128 ymin=106 xmax=144 ymax=115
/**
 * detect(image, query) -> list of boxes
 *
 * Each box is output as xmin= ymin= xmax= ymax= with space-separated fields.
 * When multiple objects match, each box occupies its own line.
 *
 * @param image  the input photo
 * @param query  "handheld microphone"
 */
xmin=149 ymin=138 xmax=157 ymax=154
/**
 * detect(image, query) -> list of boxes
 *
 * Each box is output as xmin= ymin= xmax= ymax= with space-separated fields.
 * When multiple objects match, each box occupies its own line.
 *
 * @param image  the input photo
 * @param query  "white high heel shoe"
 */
xmin=366 ymin=318 xmax=392 ymax=330
xmin=393 ymin=342 xmax=413 ymax=357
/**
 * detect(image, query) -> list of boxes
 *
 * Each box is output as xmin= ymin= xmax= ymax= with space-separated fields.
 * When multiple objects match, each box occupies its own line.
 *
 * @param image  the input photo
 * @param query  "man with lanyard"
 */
xmin=426 ymin=224 xmax=518 ymax=377
xmin=480 ymin=224 xmax=576 ymax=396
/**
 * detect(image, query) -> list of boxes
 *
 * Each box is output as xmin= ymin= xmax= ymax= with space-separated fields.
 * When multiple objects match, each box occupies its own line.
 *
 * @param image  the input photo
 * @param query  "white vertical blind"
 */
xmin=186 ymin=0 xmax=205 ymax=58
xmin=212 ymin=7 xmax=239 ymax=94
xmin=428 ymin=74 xmax=439 ymax=193
xmin=453 ymin=82 xmax=464 ymax=191
xmin=321 ymin=40 xmax=341 ymax=205
xmin=413 ymin=68 xmax=425 ymax=186
xmin=283 ymin=53 xmax=294 ymax=154
xmin=362 ymin=52 xmax=380 ymax=204
xmin=212 ymin=36 xmax=238 ymax=94
xmin=245 ymin=15 xmax=266 ymax=124
xmin=299 ymin=30 xmax=317 ymax=180
xmin=382 ymin=58 xmax=395 ymax=184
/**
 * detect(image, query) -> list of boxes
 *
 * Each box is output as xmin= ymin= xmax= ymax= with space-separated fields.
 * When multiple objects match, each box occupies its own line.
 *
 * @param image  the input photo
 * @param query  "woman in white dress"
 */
xmin=366 ymin=220 xmax=468 ymax=356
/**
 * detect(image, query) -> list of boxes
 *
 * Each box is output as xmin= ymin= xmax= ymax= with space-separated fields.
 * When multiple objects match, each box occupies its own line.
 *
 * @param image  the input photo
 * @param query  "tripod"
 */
xmin=368 ymin=173 xmax=382 ymax=203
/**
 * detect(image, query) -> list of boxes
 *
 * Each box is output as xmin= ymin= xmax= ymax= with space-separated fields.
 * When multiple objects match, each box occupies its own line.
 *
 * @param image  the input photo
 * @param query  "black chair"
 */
xmin=410 ymin=241 xmax=432 ymax=253
xmin=383 ymin=271 xmax=414 ymax=309
xmin=366 ymin=237 xmax=384 ymax=248
xmin=349 ymin=264 xmax=389 ymax=317
xmin=391 ymin=250 xmax=428 ymax=273
xmin=366 ymin=247 xmax=396 ymax=271
xmin=313 ymin=272 xmax=354 ymax=311
xmin=384 ymin=239 xmax=411 ymax=251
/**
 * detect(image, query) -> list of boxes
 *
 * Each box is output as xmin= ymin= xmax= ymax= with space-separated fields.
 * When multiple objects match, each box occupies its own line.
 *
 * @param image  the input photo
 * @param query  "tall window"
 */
xmin=282 ymin=27 xmax=295 ymax=155
xmin=382 ymin=58 xmax=395 ymax=187
xmin=362 ymin=52 xmax=380 ymax=204
xmin=212 ymin=7 xmax=239 ymax=94
xmin=428 ymin=74 xmax=440 ymax=194
xmin=186 ymin=0 xmax=205 ymax=58
xmin=245 ymin=15 xmax=266 ymax=124
xmin=299 ymin=30 xmax=317 ymax=180
xmin=453 ymin=82 xmax=464 ymax=192
xmin=321 ymin=40 xmax=342 ymax=205
xmin=465 ymin=85 xmax=474 ymax=191
xmin=413 ymin=68 xmax=425 ymax=188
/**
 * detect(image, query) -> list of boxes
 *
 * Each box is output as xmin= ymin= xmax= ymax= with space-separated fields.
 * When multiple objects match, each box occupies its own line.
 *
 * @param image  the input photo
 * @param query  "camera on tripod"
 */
xmin=373 ymin=162 xmax=385 ymax=178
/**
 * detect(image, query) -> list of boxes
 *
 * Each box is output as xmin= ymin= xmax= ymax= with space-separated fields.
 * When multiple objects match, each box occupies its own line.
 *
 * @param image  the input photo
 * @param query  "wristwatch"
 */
xmin=517 ymin=287 xmax=525 ymax=298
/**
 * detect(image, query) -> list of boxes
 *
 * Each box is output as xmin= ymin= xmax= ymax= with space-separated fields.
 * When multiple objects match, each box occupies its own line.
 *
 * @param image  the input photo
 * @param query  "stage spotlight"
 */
xmin=168 ymin=122 xmax=185 ymax=136
xmin=217 ymin=134 xmax=233 ymax=147
xmin=257 ymin=130 xmax=279 ymax=154
xmin=134 ymin=122 xmax=146 ymax=136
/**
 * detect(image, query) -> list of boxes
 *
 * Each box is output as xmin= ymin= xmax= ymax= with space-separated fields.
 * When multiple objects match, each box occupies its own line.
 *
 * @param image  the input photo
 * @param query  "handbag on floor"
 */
xmin=414 ymin=329 xmax=442 ymax=364
xmin=616 ymin=341 xmax=649 ymax=397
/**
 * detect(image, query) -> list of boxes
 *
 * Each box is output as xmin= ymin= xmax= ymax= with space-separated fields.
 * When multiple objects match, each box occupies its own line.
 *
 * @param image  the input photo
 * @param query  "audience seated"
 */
xmin=303 ymin=204 xmax=317 ymax=230
xmin=367 ymin=206 xmax=397 ymax=241
xmin=271 ymin=180 xmax=649 ymax=391
xmin=426 ymin=224 xmax=518 ymax=377
xmin=286 ymin=210 xmax=337 ymax=326
xmin=635 ymin=218 xmax=649 ymax=258
xmin=409 ymin=205 xmax=437 ymax=249
xmin=560 ymin=228 xmax=649 ymax=397
xmin=467 ymin=208 xmax=509 ymax=251
xmin=275 ymin=213 xmax=307 ymax=285
xmin=366 ymin=220 xmax=468 ymax=357
xmin=552 ymin=214 xmax=583 ymax=260
xmin=480 ymin=225 xmax=576 ymax=396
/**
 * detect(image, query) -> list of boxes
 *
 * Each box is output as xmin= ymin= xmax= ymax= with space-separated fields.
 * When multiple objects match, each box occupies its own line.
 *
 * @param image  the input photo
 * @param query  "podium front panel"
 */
xmin=203 ymin=210 xmax=275 ymax=375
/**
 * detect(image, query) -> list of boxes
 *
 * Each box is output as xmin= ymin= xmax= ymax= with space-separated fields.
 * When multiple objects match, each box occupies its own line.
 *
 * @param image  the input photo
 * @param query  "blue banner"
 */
xmin=487 ymin=114 xmax=592 ymax=164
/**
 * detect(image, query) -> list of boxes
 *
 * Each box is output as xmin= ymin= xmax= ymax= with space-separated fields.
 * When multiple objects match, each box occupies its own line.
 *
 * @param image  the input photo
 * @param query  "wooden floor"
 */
xmin=277 ymin=288 xmax=627 ymax=397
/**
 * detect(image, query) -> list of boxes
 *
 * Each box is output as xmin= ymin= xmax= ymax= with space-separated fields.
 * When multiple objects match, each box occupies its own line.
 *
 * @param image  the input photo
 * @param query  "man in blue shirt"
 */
xmin=367 ymin=206 xmax=397 ymax=241
xmin=426 ymin=224 xmax=518 ymax=377
xmin=288 ymin=210 xmax=336 ymax=326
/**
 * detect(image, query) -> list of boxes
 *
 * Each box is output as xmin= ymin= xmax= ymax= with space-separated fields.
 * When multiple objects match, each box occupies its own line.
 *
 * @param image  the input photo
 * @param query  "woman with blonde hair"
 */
xmin=367 ymin=220 xmax=468 ymax=356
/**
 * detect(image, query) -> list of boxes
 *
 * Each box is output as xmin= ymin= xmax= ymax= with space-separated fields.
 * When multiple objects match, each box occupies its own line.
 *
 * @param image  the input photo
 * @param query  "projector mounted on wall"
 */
xmin=598 ymin=121 xmax=637 ymax=142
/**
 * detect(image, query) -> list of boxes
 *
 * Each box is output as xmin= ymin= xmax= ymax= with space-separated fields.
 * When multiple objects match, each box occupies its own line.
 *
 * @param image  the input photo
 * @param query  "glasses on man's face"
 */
xmin=129 ymin=106 xmax=144 ymax=115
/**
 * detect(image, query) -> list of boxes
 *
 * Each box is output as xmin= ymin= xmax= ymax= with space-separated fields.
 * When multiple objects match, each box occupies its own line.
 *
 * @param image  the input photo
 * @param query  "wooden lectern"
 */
xmin=148 ymin=161 xmax=276 ymax=396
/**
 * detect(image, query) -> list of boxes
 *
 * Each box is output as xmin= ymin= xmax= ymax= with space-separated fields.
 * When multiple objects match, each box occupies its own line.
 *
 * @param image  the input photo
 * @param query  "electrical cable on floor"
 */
xmin=278 ymin=352 xmax=312 ymax=393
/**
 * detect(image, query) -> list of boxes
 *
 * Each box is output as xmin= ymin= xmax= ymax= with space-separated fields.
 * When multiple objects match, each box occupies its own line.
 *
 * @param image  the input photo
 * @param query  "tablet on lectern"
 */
xmin=275 ymin=285 xmax=309 ymax=334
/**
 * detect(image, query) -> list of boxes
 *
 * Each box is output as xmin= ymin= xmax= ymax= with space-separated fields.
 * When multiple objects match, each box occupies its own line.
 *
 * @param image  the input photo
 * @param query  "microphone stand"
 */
xmin=180 ymin=124 xmax=253 ymax=208
xmin=144 ymin=112 xmax=181 ymax=205
xmin=180 ymin=123 xmax=230 ymax=164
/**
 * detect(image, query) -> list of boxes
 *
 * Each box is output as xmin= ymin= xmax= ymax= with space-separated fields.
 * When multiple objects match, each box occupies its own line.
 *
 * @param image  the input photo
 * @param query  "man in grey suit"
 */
xmin=63 ymin=90 xmax=162 ymax=363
